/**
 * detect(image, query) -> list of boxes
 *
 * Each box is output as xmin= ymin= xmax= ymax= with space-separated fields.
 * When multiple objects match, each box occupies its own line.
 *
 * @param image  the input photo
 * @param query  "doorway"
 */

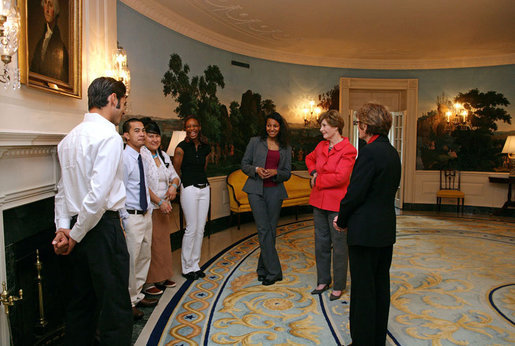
xmin=340 ymin=78 xmax=419 ymax=209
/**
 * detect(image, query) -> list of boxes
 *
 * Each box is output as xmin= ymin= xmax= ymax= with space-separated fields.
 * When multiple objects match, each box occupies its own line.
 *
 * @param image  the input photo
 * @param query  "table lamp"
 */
xmin=167 ymin=131 xmax=186 ymax=157
xmin=502 ymin=135 xmax=515 ymax=177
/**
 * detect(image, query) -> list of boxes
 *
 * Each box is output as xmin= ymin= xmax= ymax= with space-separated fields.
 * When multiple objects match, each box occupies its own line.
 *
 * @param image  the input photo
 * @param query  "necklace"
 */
xmin=152 ymin=152 xmax=158 ymax=159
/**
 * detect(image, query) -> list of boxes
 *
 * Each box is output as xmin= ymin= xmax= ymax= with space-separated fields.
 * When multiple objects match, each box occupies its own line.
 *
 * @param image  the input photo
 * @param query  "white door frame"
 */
xmin=339 ymin=77 xmax=418 ymax=208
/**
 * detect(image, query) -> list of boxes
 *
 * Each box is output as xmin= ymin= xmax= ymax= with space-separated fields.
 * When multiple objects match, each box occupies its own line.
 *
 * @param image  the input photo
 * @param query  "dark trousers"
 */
xmin=248 ymin=186 xmax=284 ymax=281
xmin=63 ymin=213 xmax=133 ymax=346
xmin=348 ymin=245 xmax=393 ymax=346
xmin=313 ymin=207 xmax=348 ymax=290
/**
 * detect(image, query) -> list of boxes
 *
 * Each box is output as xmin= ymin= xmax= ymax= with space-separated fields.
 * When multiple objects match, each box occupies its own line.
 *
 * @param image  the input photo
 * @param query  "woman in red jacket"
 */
xmin=305 ymin=110 xmax=357 ymax=300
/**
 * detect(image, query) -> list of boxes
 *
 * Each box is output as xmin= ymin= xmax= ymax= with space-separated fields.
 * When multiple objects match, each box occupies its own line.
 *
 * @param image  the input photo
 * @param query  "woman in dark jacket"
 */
xmin=334 ymin=103 xmax=401 ymax=345
xmin=241 ymin=112 xmax=292 ymax=286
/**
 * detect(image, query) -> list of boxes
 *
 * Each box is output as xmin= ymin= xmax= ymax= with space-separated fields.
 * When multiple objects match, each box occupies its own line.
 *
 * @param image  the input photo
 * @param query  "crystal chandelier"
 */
xmin=107 ymin=43 xmax=130 ymax=94
xmin=0 ymin=0 xmax=21 ymax=89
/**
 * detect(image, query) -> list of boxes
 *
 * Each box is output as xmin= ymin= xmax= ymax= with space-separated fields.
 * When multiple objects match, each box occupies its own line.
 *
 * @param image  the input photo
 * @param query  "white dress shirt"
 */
xmin=54 ymin=113 xmax=126 ymax=243
xmin=122 ymin=145 xmax=151 ymax=212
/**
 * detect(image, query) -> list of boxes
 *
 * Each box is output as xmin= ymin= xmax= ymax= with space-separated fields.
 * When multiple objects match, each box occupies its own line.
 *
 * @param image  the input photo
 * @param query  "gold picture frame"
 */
xmin=19 ymin=0 xmax=82 ymax=98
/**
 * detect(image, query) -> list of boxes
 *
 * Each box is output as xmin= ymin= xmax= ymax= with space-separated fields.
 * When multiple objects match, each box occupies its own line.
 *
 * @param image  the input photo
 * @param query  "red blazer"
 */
xmin=305 ymin=138 xmax=357 ymax=212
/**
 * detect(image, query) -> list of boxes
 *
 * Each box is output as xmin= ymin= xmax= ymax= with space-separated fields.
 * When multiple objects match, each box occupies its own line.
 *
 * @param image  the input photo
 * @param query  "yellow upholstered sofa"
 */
xmin=226 ymin=169 xmax=311 ymax=229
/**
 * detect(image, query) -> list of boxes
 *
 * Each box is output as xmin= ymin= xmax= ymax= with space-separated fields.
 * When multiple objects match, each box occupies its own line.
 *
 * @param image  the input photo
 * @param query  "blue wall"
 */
xmin=117 ymin=2 xmax=514 ymax=131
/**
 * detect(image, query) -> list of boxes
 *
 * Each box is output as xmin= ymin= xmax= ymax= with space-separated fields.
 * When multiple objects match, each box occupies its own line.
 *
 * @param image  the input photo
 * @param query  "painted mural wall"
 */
xmin=117 ymin=2 xmax=514 ymax=175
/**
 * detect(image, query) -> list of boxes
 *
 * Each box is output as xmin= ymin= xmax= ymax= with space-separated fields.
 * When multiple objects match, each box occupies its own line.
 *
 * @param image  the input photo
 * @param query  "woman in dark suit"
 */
xmin=241 ymin=112 xmax=292 ymax=286
xmin=334 ymin=103 xmax=401 ymax=345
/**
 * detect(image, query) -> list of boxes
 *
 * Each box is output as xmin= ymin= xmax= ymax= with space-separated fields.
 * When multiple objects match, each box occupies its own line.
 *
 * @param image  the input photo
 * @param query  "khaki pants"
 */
xmin=125 ymin=212 xmax=152 ymax=306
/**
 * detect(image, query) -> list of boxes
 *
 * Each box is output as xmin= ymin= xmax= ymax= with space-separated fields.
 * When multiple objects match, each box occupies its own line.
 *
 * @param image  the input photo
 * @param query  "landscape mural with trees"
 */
xmin=416 ymin=89 xmax=512 ymax=171
xmin=159 ymin=53 xmax=323 ymax=176
xmin=124 ymin=52 xmax=513 ymax=176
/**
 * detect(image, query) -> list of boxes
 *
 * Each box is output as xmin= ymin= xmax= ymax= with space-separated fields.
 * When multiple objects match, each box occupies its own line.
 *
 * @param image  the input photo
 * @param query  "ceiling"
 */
xmin=121 ymin=0 xmax=515 ymax=69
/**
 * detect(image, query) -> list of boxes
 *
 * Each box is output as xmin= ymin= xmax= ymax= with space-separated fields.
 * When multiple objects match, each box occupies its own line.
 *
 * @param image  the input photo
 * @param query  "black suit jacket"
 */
xmin=336 ymin=135 xmax=401 ymax=247
xmin=31 ymin=24 xmax=69 ymax=82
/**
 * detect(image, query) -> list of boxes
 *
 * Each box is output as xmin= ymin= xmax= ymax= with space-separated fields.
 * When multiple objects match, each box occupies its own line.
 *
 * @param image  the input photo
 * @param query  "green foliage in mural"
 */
xmin=162 ymin=53 xmax=226 ymax=142
xmin=162 ymin=53 xmax=285 ymax=175
xmin=417 ymin=89 xmax=511 ymax=172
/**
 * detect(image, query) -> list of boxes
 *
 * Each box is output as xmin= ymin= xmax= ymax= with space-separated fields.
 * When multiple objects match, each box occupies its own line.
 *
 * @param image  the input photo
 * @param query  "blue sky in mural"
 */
xmin=117 ymin=2 xmax=514 ymax=132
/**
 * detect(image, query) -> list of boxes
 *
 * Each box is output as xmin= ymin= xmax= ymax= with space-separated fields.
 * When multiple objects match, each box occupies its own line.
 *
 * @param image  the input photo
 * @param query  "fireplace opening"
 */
xmin=4 ymin=197 xmax=66 ymax=345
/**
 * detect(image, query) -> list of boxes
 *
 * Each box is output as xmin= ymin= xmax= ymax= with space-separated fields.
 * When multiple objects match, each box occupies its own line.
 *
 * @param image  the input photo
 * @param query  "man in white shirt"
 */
xmin=52 ymin=77 xmax=132 ymax=344
xmin=121 ymin=118 xmax=157 ymax=319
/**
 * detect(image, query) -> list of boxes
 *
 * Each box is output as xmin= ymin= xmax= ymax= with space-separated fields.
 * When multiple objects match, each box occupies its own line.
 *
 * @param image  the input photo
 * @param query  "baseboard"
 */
xmin=402 ymin=203 xmax=515 ymax=217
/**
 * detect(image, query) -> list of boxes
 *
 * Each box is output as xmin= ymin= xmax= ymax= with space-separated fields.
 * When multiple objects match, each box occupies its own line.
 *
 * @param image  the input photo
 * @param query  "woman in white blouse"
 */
xmin=141 ymin=119 xmax=181 ymax=295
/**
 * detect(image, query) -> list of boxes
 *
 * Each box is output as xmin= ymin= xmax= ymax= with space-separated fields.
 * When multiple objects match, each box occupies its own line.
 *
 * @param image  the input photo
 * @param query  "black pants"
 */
xmin=62 ymin=213 xmax=133 ymax=345
xmin=348 ymin=245 xmax=393 ymax=346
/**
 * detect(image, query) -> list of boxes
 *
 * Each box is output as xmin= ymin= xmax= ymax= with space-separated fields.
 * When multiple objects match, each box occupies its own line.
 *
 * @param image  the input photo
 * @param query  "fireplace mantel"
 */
xmin=0 ymin=131 xmax=65 ymax=343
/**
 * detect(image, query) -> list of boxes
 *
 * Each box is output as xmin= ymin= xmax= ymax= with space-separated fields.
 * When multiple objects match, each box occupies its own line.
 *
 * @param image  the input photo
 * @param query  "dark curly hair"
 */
xmin=261 ymin=112 xmax=289 ymax=148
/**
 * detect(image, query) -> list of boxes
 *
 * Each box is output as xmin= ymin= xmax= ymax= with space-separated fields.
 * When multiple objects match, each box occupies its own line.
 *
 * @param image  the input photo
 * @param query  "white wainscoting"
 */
xmin=412 ymin=170 xmax=509 ymax=208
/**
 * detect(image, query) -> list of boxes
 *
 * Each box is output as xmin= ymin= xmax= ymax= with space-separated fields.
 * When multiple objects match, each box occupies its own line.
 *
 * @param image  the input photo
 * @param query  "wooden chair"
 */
xmin=436 ymin=169 xmax=465 ymax=214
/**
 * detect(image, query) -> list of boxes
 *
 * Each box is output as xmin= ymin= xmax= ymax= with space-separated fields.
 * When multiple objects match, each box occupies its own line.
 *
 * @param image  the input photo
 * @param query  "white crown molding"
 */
xmin=0 ymin=131 xmax=66 ymax=147
xmin=120 ymin=0 xmax=515 ymax=70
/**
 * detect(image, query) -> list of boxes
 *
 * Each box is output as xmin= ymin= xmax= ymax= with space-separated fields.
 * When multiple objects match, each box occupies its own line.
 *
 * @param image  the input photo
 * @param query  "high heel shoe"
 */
xmin=329 ymin=291 xmax=342 ymax=301
xmin=310 ymin=285 xmax=329 ymax=294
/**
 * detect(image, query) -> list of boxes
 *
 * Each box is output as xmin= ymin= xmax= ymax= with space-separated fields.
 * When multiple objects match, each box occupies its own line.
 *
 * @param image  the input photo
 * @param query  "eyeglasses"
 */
xmin=353 ymin=120 xmax=362 ymax=126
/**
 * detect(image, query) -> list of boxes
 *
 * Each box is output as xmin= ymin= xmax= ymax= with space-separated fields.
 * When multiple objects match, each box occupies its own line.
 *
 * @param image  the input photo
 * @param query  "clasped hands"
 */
xmin=52 ymin=228 xmax=76 ymax=255
xmin=159 ymin=185 xmax=178 ymax=214
xmin=256 ymin=167 xmax=277 ymax=180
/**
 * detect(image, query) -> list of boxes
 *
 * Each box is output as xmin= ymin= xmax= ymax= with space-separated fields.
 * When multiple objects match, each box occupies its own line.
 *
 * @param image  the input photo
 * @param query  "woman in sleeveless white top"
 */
xmin=141 ymin=120 xmax=180 ymax=294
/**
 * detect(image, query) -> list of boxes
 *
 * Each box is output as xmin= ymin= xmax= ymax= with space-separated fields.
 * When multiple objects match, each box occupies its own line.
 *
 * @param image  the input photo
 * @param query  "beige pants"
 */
xmin=124 ymin=212 xmax=152 ymax=306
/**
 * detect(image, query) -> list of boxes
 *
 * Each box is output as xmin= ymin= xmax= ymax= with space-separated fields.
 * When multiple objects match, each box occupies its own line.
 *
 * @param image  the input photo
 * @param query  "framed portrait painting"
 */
xmin=19 ymin=0 xmax=82 ymax=98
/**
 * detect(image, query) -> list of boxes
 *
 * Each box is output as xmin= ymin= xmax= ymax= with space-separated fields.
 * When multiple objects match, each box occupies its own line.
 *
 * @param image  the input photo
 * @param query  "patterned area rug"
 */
xmin=148 ymin=216 xmax=515 ymax=345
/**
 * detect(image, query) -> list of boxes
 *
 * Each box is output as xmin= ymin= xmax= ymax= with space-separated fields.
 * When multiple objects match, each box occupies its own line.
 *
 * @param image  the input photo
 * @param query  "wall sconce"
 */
xmin=107 ymin=43 xmax=130 ymax=94
xmin=502 ymin=135 xmax=515 ymax=177
xmin=303 ymin=100 xmax=321 ymax=127
xmin=166 ymin=130 xmax=186 ymax=157
xmin=444 ymin=103 xmax=471 ymax=130
xmin=0 ymin=0 xmax=21 ymax=89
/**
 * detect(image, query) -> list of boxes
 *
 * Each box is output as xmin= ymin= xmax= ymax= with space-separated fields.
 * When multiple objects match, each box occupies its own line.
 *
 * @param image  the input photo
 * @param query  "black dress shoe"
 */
xmin=262 ymin=277 xmax=282 ymax=286
xmin=195 ymin=270 xmax=206 ymax=278
xmin=311 ymin=285 xmax=329 ymax=294
xmin=137 ymin=297 xmax=158 ymax=307
xmin=182 ymin=272 xmax=199 ymax=280
xmin=257 ymin=275 xmax=266 ymax=282
xmin=132 ymin=307 xmax=144 ymax=320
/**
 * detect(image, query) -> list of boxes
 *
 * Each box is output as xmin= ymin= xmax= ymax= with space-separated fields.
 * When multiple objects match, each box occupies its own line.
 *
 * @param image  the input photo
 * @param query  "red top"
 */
xmin=368 ymin=134 xmax=380 ymax=144
xmin=263 ymin=149 xmax=280 ymax=187
xmin=305 ymin=138 xmax=357 ymax=212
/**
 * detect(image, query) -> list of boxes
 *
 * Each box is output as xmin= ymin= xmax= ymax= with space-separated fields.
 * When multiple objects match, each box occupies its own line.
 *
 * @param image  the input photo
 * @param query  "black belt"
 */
xmin=71 ymin=210 xmax=119 ymax=222
xmin=193 ymin=183 xmax=209 ymax=189
xmin=126 ymin=209 xmax=148 ymax=216
xmin=103 ymin=210 xmax=120 ymax=219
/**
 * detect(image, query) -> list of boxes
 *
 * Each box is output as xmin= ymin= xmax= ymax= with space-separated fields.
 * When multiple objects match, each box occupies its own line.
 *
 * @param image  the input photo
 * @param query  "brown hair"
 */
xmin=356 ymin=103 xmax=392 ymax=136
xmin=318 ymin=110 xmax=344 ymax=135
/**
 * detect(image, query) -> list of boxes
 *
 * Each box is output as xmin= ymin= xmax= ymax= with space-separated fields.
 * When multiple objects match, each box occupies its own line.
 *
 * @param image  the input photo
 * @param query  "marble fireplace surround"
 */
xmin=0 ymin=131 xmax=65 ymax=344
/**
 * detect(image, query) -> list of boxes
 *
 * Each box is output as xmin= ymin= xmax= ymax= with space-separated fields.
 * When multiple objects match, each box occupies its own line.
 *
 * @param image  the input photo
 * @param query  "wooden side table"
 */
xmin=488 ymin=176 xmax=515 ymax=211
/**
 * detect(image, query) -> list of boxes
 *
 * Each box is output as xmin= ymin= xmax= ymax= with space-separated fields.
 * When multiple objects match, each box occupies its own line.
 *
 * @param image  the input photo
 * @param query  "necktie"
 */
xmin=138 ymin=154 xmax=148 ymax=211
